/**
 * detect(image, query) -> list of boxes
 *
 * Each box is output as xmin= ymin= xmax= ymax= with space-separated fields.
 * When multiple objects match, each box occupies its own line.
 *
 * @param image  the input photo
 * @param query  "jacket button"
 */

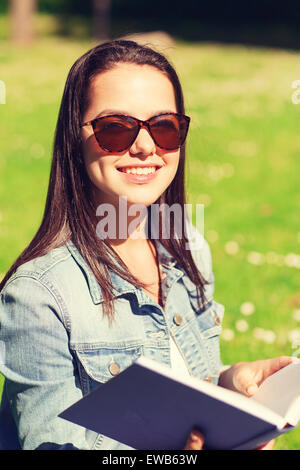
xmin=109 ymin=362 xmax=120 ymax=376
xmin=204 ymin=376 xmax=212 ymax=383
xmin=173 ymin=314 xmax=183 ymax=326
xmin=213 ymin=312 xmax=221 ymax=326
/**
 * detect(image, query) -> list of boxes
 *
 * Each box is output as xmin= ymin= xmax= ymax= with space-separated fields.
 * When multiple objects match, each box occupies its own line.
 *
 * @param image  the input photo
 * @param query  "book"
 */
xmin=59 ymin=356 xmax=300 ymax=450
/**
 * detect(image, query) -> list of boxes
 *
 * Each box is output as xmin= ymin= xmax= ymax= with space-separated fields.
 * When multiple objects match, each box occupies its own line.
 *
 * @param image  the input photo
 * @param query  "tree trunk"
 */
xmin=10 ymin=0 xmax=37 ymax=45
xmin=93 ymin=0 xmax=111 ymax=41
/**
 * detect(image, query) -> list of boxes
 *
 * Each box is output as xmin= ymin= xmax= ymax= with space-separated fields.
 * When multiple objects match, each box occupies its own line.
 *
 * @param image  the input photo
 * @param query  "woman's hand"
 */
xmin=183 ymin=430 xmax=275 ymax=450
xmin=218 ymin=355 xmax=293 ymax=396
xmin=184 ymin=430 xmax=205 ymax=450
xmin=218 ymin=356 xmax=293 ymax=451
xmin=258 ymin=439 xmax=275 ymax=450
xmin=183 ymin=358 xmax=292 ymax=451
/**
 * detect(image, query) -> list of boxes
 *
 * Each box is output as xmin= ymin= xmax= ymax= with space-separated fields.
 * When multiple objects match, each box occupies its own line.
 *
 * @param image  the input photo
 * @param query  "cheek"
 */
xmin=81 ymin=133 xmax=110 ymax=183
xmin=81 ymin=148 xmax=103 ymax=195
xmin=158 ymin=154 xmax=180 ymax=193
xmin=85 ymin=159 xmax=119 ymax=196
xmin=166 ymin=152 xmax=180 ymax=177
xmin=82 ymin=133 xmax=104 ymax=166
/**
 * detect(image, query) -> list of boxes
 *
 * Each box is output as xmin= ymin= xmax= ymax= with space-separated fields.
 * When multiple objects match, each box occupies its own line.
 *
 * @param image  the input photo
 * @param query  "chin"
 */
xmin=124 ymin=196 xmax=157 ymax=208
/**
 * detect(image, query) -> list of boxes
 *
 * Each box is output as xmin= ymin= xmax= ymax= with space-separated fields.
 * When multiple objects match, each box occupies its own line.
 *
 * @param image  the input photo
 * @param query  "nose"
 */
xmin=129 ymin=125 xmax=156 ymax=156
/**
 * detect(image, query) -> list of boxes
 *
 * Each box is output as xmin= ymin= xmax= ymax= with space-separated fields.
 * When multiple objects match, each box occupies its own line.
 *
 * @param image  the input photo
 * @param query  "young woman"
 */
xmin=0 ymin=40 xmax=292 ymax=450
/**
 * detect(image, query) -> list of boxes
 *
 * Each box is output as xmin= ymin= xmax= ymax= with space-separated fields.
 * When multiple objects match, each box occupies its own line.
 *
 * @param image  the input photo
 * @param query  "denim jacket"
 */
xmin=0 ymin=233 xmax=224 ymax=450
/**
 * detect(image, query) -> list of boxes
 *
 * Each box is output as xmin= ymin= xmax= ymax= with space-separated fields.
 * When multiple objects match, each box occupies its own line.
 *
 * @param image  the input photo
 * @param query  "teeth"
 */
xmin=121 ymin=166 xmax=157 ymax=175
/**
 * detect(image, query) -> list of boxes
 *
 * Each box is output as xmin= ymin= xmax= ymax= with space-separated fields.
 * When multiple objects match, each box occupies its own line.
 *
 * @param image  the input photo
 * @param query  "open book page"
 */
xmin=136 ymin=356 xmax=287 ymax=429
xmin=250 ymin=360 xmax=300 ymax=426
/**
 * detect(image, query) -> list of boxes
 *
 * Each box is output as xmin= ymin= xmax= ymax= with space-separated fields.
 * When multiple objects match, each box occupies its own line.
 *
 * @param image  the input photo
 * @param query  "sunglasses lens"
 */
xmin=93 ymin=116 xmax=137 ymax=152
xmin=91 ymin=113 xmax=190 ymax=152
xmin=150 ymin=114 xmax=190 ymax=150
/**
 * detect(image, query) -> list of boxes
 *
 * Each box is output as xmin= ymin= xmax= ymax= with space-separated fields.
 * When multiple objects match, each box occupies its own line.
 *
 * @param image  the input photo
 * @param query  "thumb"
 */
xmin=233 ymin=371 xmax=260 ymax=396
xmin=245 ymin=383 xmax=259 ymax=396
xmin=184 ymin=430 xmax=205 ymax=450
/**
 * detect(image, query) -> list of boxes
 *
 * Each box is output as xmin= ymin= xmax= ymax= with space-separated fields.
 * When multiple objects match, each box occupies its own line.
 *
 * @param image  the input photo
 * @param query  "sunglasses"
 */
xmin=81 ymin=112 xmax=190 ymax=153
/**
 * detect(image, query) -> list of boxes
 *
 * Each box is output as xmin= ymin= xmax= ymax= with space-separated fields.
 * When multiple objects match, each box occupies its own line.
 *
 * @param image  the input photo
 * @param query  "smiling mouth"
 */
xmin=116 ymin=166 xmax=161 ymax=175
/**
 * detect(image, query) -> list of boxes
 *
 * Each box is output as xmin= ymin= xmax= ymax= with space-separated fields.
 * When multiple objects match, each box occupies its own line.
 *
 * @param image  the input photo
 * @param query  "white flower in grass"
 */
xmin=284 ymin=253 xmax=300 ymax=268
xmin=240 ymin=302 xmax=255 ymax=316
xmin=206 ymin=230 xmax=219 ymax=243
xmin=235 ymin=319 xmax=249 ymax=332
xmin=253 ymin=328 xmax=276 ymax=343
xmin=247 ymin=251 xmax=265 ymax=265
xmin=225 ymin=241 xmax=239 ymax=255
xmin=222 ymin=329 xmax=235 ymax=341
xmin=262 ymin=330 xmax=276 ymax=344
xmin=288 ymin=329 xmax=300 ymax=343
xmin=292 ymin=309 xmax=300 ymax=322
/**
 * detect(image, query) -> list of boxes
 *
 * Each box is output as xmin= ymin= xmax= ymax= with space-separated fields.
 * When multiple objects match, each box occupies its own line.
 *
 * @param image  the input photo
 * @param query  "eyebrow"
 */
xmin=93 ymin=109 xmax=176 ymax=119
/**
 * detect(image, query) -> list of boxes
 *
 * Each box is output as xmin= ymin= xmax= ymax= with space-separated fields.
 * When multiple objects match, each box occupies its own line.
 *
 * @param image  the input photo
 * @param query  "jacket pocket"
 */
xmin=196 ymin=300 xmax=224 ymax=335
xmin=71 ymin=341 xmax=143 ymax=394
xmin=195 ymin=301 xmax=224 ymax=380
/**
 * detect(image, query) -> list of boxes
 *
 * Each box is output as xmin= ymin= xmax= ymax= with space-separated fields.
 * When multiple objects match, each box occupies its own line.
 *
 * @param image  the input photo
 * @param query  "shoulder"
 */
xmin=5 ymin=243 xmax=72 ymax=283
xmin=0 ymin=242 xmax=91 ymax=322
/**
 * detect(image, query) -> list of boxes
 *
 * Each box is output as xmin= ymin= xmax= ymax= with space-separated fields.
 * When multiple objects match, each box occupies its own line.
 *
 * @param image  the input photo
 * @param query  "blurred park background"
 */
xmin=1 ymin=0 xmax=300 ymax=449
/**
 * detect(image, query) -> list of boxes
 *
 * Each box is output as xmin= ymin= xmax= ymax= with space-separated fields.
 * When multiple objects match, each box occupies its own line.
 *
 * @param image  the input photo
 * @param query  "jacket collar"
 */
xmin=65 ymin=238 xmax=179 ymax=305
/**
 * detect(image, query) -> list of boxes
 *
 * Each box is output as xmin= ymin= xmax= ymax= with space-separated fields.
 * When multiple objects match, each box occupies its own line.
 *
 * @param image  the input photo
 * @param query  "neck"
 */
xmin=97 ymin=199 xmax=151 ymax=249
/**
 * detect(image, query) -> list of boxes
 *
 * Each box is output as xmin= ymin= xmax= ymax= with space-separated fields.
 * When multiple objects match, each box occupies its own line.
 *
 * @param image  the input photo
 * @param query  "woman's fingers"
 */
xmin=258 ymin=439 xmax=275 ymax=450
xmin=229 ymin=356 xmax=294 ymax=396
xmin=184 ymin=430 xmax=205 ymax=450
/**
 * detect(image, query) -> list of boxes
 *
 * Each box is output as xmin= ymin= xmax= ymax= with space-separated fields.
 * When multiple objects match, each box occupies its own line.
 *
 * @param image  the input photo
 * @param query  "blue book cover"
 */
xmin=59 ymin=357 xmax=300 ymax=450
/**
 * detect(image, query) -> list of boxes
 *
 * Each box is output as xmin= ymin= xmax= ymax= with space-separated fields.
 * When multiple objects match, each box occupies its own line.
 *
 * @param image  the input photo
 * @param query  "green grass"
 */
xmin=1 ymin=17 xmax=300 ymax=449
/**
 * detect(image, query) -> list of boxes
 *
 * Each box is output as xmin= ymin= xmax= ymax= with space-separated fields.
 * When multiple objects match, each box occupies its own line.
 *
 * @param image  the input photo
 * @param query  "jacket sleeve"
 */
xmin=0 ymin=275 xmax=95 ymax=450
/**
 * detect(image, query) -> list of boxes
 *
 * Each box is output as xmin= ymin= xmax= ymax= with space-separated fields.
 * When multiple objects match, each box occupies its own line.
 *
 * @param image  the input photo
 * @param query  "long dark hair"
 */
xmin=0 ymin=40 xmax=208 ymax=320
